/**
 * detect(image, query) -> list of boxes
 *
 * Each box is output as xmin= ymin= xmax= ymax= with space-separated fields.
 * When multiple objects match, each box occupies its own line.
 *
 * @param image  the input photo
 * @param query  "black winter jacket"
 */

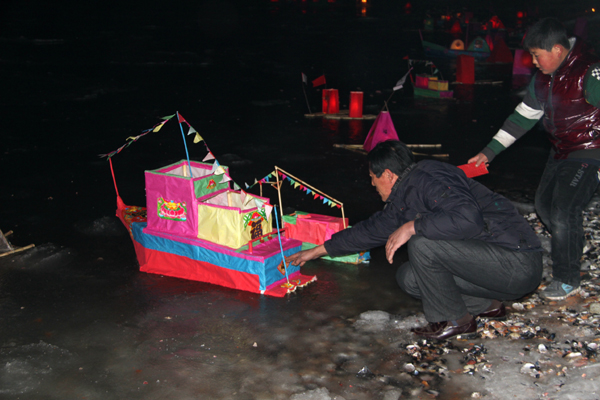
xmin=324 ymin=160 xmax=542 ymax=257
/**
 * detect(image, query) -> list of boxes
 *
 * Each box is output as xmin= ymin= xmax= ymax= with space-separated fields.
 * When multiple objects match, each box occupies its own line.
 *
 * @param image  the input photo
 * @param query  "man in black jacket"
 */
xmin=287 ymin=140 xmax=543 ymax=340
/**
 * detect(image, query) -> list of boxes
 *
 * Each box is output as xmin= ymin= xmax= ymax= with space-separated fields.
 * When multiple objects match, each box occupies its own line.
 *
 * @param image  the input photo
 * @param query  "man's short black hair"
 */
xmin=367 ymin=140 xmax=415 ymax=178
xmin=523 ymin=17 xmax=570 ymax=51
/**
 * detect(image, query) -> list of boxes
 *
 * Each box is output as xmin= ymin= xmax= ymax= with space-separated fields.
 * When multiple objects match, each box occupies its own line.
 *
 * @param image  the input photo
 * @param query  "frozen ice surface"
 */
xmin=290 ymin=387 xmax=334 ymax=400
xmin=2 ymin=1 xmax=600 ymax=399
xmin=74 ymin=216 xmax=127 ymax=237
xmin=358 ymin=310 xmax=390 ymax=321
xmin=0 ymin=341 xmax=73 ymax=395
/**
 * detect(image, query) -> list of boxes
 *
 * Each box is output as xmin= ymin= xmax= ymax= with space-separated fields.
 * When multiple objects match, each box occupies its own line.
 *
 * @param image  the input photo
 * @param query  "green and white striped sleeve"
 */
xmin=481 ymin=78 xmax=544 ymax=162
xmin=584 ymin=63 xmax=600 ymax=107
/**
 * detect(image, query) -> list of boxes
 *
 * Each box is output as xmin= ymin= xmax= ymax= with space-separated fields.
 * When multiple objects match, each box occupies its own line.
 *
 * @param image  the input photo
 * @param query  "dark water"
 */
xmin=0 ymin=1 xmax=558 ymax=399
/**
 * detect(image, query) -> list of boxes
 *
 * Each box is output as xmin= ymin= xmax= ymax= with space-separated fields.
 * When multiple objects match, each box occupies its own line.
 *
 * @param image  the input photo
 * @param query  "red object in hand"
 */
xmin=457 ymin=162 xmax=489 ymax=178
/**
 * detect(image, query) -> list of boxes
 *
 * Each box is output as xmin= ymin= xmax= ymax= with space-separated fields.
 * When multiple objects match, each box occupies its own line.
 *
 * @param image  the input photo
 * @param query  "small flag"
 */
xmin=153 ymin=121 xmax=167 ymax=132
xmin=301 ymin=72 xmax=308 ymax=84
xmin=254 ymin=198 xmax=265 ymax=209
xmin=393 ymin=67 xmax=413 ymax=91
xmin=220 ymin=174 xmax=232 ymax=184
xmin=264 ymin=204 xmax=273 ymax=220
xmin=312 ymin=75 xmax=326 ymax=87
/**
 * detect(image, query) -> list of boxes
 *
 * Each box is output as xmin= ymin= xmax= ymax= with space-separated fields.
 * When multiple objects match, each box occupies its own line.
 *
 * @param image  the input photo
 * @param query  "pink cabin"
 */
xmin=145 ymin=160 xmax=231 ymax=239
xmin=144 ymin=159 xmax=273 ymax=250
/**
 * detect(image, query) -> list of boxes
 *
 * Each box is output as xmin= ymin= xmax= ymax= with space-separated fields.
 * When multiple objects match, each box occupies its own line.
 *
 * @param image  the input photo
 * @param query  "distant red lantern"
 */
xmin=328 ymin=89 xmax=339 ymax=114
xmin=517 ymin=11 xmax=524 ymax=18
xmin=349 ymin=91 xmax=363 ymax=118
xmin=322 ymin=89 xmax=331 ymax=114
xmin=322 ymin=89 xmax=339 ymax=114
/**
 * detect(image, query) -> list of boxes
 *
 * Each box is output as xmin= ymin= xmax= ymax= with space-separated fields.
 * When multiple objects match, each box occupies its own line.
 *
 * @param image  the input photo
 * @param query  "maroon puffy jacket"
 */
xmin=533 ymin=39 xmax=600 ymax=159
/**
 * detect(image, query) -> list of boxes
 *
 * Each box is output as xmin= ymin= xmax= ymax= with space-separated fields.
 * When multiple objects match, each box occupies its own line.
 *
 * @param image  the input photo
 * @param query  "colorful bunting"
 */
xmin=264 ymin=204 xmax=273 ymax=220
xmin=152 ymin=120 xmax=167 ymax=132
xmin=254 ymin=198 xmax=265 ymax=210
xmin=203 ymin=152 xmax=215 ymax=162
xmin=220 ymin=174 xmax=232 ymax=184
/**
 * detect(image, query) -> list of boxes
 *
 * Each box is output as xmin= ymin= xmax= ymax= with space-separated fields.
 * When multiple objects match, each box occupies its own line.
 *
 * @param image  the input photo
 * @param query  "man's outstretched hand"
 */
xmin=468 ymin=153 xmax=489 ymax=167
xmin=385 ymin=221 xmax=415 ymax=264
xmin=286 ymin=245 xmax=328 ymax=267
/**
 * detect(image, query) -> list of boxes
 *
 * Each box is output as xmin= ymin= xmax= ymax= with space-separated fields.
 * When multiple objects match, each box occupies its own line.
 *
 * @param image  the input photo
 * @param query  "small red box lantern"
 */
xmin=322 ymin=89 xmax=340 ymax=114
xmin=322 ymin=89 xmax=331 ymax=114
xmin=456 ymin=55 xmax=475 ymax=84
xmin=349 ymin=91 xmax=363 ymax=118
xmin=415 ymin=74 xmax=429 ymax=89
xmin=327 ymin=89 xmax=339 ymax=114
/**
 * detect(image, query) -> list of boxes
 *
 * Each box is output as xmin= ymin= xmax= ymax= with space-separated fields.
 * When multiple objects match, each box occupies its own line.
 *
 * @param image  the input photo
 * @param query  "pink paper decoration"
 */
xmin=363 ymin=111 xmax=399 ymax=152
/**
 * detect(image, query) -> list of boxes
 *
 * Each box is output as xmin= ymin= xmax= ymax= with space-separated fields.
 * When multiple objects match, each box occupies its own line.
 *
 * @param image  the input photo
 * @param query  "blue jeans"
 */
xmin=396 ymin=236 xmax=542 ymax=322
xmin=535 ymin=157 xmax=600 ymax=286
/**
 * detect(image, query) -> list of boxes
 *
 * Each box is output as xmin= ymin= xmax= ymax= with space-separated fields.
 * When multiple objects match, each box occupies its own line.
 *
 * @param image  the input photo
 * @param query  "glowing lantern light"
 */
xmin=349 ymin=92 xmax=363 ymax=118
xmin=328 ymin=89 xmax=339 ymax=114
xmin=450 ymin=39 xmax=465 ymax=50
xmin=322 ymin=89 xmax=331 ymax=114
xmin=517 ymin=11 xmax=524 ymax=18
xmin=322 ymin=89 xmax=339 ymax=114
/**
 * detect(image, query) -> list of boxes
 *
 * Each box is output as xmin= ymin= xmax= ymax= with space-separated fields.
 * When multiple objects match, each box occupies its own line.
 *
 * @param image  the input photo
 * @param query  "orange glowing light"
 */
xmin=593 ymin=8 xmax=596 ymax=12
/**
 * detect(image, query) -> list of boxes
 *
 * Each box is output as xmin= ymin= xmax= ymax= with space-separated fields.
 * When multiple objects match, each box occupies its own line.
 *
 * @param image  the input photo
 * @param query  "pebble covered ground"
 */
xmin=288 ymin=199 xmax=600 ymax=400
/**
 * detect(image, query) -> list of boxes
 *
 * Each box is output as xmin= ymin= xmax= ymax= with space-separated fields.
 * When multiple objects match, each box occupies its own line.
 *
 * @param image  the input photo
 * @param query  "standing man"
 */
xmin=469 ymin=17 xmax=600 ymax=300
xmin=288 ymin=140 xmax=542 ymax=340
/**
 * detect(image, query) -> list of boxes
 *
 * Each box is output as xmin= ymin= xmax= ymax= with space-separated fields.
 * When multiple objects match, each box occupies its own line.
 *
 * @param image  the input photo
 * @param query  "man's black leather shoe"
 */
xmin=412 ymin=318 xmax=477 ymax=340
xmin=476 ymin=303 xmax=506 ymax=320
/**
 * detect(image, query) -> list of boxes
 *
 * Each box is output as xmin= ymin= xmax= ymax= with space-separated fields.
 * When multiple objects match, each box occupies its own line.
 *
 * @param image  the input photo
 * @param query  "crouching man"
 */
xmin=287 ymin=140 xmax=542 ymax=340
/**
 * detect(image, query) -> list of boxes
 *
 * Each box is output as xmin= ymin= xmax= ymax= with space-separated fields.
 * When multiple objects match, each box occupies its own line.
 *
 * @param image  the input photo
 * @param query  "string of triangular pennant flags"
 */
xmin=99 ymin=112 xmax=272 ymax=221
xmin=246 ymin=170 xmax=341 ymax=209
xmin=279 ymin=170 xmax=341 ymax=208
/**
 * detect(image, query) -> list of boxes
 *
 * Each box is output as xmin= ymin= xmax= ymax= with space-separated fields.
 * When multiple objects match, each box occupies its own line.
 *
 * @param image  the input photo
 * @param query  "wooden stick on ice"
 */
xmin=0 ymin=244 xmax=35 ymax=258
